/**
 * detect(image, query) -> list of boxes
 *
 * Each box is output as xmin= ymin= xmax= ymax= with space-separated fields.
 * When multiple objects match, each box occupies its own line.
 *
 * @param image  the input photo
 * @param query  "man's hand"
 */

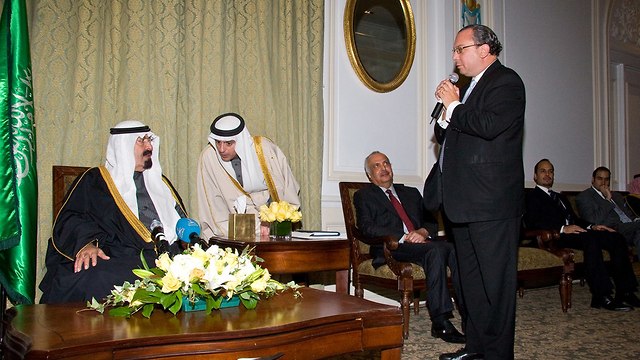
xmin=562 ymin=225 xmax=586 ymax=234
xmin=596 ymin=184 xmax=612 ymax=200
xmin=75 ymin=243 xmax=110 ymax=273
xmin=404 ymin=228 xmax=430 ymax=243
xmin=592 ymin=224 xmax=615 ymax=232
xmin=435 ymin=79 xmax=460 ymax=109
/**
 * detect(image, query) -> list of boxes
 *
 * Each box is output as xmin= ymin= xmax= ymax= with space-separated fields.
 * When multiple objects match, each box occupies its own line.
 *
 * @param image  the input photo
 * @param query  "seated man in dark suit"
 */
xmin=524 ymin=159 xmax=640 ymax=311
xmin=354 ymin=151 xmax=464 ymax=344
xmin=576 ymin=166 xmax=640 ymax=254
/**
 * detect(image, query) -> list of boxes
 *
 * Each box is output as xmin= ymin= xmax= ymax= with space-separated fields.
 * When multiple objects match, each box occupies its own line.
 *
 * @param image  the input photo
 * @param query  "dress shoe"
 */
xmin=431 ymin=319 xmax=465 ymax=344
xmin=616 ymin=292 xmax=640 ymax=307
xmin=439 ymin=347 xmax=483 ymax=360
xmin=590 ymin=295 xmax=633 ymax=311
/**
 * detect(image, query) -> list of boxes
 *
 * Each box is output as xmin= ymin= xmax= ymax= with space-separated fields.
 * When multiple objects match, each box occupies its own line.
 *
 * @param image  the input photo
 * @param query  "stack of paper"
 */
xmin=291 ymin=230 xmax=346 ymax=240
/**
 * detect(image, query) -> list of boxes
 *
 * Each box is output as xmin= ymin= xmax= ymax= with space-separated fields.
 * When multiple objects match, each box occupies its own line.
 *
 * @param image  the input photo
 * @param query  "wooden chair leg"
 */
xmin=559 ymin=274 xmax=568 ymax=312
xmin=566 ymin=274 xmax=573 ymax=310
xmin=401 ymin=289 xmax=411 ymax=339
xmin=355 ymin=279 xmax=364 ymax=299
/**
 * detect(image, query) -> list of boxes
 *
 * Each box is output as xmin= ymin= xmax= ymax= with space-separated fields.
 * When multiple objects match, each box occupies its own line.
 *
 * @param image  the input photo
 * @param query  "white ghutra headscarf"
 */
xmin=105 ymin=120 xmax=181 ymax=243
xmin=208 ymin=113 xmax=267 ymax=194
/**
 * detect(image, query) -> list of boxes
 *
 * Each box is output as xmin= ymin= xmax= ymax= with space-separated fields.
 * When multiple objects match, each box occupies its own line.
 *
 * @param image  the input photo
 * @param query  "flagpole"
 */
xmin=0 ymin=284 xmax=6 ymax=358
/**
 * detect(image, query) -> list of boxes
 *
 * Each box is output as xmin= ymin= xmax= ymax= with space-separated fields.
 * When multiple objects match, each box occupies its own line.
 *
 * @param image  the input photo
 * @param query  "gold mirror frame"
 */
xmin=343 ymin=0 xmax=416 ymax=93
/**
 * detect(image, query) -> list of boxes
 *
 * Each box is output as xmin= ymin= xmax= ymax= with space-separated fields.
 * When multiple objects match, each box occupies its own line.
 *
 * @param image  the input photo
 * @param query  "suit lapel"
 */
xmin=370 ymin=185 xmax=396 ymax=215
xmin=394 ymin=185 xmax=419 ymax=229
xmin=462 ymin=60 xmax=501 ymax=104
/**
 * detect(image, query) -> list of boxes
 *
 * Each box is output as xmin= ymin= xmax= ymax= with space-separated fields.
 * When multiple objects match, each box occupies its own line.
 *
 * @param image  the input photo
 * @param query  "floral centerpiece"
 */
xmin=259 ymin=201 xmax=302 ymax=237
xmin=87 ymin=244 xmax=300 ymax=318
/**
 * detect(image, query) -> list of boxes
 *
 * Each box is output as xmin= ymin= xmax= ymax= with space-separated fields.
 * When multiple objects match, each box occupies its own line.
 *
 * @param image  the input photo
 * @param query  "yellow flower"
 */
xmin=250 ymin=271 xmax=272 ymax=293
xmin=251 ymin=278 xmax=268 ymax=293
xmin=190 ymin=245 xmax=210 ymax=264
xmin=161 ymin=273 xmax=182 ymax=293
xmin=155 ymin=252 xmax=172 ymax=272
xmin=258 ymin=201 xmax=302 ymax=223
xmin=190 ymin=268 xmax=205 ymax=282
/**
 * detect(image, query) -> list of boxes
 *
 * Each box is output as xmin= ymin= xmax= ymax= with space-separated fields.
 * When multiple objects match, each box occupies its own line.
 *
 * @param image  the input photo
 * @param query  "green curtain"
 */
xmin=0 ymin=0 xmax=37 ymax=305
xmin=30 ymin=0 xmax=324 ymax=301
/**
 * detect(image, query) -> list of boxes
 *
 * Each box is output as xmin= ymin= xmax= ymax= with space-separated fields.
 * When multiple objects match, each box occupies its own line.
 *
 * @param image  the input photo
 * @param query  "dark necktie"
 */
xmin=386 ymin=189 xmax=415 ymax=232
xmin=231 ymin=156 xmax=243 ymax=186
xmin=134 ymin=172 xmax=160 ymax=229
xmin=550 ymin=190 xmax=572 ymax=224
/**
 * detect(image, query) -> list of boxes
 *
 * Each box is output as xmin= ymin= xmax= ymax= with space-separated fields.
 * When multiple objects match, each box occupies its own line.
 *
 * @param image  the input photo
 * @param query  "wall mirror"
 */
xmin=343 ymin=0 xmax=416 ymax=92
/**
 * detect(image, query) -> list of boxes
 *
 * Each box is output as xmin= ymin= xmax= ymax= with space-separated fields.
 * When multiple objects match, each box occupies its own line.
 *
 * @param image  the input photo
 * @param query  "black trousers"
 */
xmin=450 ymin=216 xmax=520 ymax=360
xmin=558 ymin=230 xmax=638 ymax=297
xmin=390 ymin=240 xmax=462 ymax=321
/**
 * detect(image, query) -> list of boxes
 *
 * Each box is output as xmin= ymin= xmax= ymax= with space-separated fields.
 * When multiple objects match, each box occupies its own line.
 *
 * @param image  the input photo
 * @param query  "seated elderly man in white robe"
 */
xmin=196 ymin=113 xmax=301 ymax=239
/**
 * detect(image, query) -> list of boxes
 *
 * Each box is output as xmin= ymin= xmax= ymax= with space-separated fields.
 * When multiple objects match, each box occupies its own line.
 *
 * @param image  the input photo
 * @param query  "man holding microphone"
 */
xmin=425 ymin=24 xmax=526 ymax=360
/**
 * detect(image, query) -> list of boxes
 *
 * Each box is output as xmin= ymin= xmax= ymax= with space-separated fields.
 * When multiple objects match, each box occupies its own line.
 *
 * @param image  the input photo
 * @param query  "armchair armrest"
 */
xmin=353 ymin=228 xmax=400 ymax=248
xmin=522 ymin=228 xmax=574 ymax=269
xmin=523 ymin=228 xmax=560 ymax=250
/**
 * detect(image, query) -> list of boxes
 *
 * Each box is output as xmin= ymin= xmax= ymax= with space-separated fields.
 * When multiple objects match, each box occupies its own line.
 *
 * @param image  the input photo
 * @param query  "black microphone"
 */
xmin=430 ymin=73 xmax=460 ymax=122
xmin=150 ymin=219 xmax=171 ymax=254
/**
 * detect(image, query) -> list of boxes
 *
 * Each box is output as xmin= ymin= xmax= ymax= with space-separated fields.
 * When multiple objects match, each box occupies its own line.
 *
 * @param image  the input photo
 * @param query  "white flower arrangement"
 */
xmin=258 ymin=201 xmax=302 ymax=223
xmin=87 ymin=244 xmax=300 ymax=317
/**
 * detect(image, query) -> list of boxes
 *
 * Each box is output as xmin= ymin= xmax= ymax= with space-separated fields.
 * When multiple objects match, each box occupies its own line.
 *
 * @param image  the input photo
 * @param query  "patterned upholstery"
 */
xmin=518 ymin=247 xmax=565 ymax=270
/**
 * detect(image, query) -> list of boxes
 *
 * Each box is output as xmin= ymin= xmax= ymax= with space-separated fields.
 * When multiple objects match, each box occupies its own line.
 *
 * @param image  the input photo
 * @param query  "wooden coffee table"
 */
xmin=210 ymin=235 xmax=351 ymax=294
xmin=2 ymin=288 xmax=403 ymax=359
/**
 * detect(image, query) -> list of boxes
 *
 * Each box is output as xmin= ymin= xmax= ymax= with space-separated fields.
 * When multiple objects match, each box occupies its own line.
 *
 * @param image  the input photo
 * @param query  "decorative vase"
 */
xmin=270 ymin=220 xmax=292 ymax=239
xmin=182 ymin=295 xmax=240 ymax=312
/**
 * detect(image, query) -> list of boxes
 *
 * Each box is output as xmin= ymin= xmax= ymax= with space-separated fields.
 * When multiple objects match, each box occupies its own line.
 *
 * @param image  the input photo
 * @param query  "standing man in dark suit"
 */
xmin=576 ymin=166 xmax=640 ymax=253
xmin=354 ymin=151 xmax=465 ymax=344
xmin=429 ymin=24 xmax=525 ymax=360
xmin=524 ymin=159 xmax=639 ymax=311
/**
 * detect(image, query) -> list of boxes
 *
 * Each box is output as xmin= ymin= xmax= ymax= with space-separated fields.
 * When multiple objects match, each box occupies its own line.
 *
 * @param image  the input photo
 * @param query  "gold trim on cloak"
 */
xmin=254 ymin=136 xmax=280 ymax=203
xmin=222 ymin=136 xmax=280 ymax=203
xmin=98 ymin=166 xmax=152 ymax=243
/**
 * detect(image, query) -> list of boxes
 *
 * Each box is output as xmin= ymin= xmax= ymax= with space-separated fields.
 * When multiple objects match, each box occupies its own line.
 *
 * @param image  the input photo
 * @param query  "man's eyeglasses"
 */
xmin=452 ymin=44 xmax=481 ymax=54
xmin=135 ymin=135 xmax=155 ymax=145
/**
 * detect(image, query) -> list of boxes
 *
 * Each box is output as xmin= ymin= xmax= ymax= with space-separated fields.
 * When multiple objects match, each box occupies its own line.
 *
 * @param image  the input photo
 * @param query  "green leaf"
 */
xmin=142 ymin=303 xmax=155 ymax=318
xmin=240 ymin=296 xmax=258 ymax=310
xmin=109 ymin=306 xmax=134 ymax=317
xmin=210 ymin=295 xmax=223 ymax=310
xmin=132 ymin=269 xmax=155 ymax=279
xmin=160 ymin=292 xmax=177 ymax=309
xmin=140 ymin=250 xmax=150 ymax=270
xmin=192 ymin=283 xmax=208 ymax=296
xmin=168 ymin=293 xmax=182 ymax=314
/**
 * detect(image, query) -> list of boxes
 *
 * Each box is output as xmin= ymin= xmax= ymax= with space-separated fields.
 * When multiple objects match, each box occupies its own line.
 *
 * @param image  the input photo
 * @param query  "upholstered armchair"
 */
xmin=339 ymin=182 xmax=425 ymax=339
xmin=518 ymin=228 xmax=574 ymax=312
xmin=52 ymin=165 xmax=90 ymax=217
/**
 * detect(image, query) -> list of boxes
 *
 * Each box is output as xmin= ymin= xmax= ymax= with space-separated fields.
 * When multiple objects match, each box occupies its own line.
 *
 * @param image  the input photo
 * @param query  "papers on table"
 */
xmin=291 ymin=230 xmax=347 ymax=240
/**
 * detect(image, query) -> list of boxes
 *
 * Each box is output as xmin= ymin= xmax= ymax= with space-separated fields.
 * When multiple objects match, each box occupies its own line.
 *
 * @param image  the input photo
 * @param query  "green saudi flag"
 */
xmin=0 ymin=0 xmax=37 ymax=305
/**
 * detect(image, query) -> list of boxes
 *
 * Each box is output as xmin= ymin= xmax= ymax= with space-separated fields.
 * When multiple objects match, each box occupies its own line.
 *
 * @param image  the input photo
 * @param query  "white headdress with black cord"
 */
xmin=106 ymin=120 xmax=180 ymax=242
xmin=208 ymin=113 xmax=267 ymax=193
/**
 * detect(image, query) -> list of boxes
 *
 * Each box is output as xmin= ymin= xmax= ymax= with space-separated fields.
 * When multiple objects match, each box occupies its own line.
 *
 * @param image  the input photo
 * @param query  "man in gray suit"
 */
xmin=354 ymin=151 xmax=464 ymax=344
xmin=576 ymin=166 xmax=640 ymax=253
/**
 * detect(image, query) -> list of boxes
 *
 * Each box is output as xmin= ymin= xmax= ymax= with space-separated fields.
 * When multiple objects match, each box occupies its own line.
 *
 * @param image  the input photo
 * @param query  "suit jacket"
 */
xmin=576 ymin=187 xmax=636 ymax=227
xmin=524 ymin=186 xmax=590 ymax=231
xmin=429 ymin=60 xmax=525 ymax=223
xmin=354 ymin=183 xmax=437 ymax=240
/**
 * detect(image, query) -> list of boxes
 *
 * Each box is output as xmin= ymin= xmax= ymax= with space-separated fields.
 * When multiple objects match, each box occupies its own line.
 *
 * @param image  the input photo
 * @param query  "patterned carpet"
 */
xmin=330 ymin=263 xmax=640 ymax=359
